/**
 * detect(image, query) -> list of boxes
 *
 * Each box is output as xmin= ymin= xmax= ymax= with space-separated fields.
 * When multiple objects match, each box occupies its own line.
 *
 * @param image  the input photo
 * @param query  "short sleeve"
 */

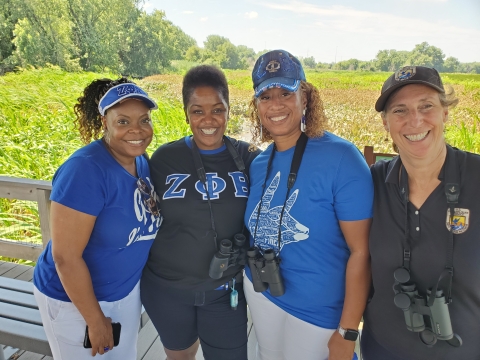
xmin=50 ymin=157 xmax=106 ymax=216
xmin=333 ymin=144 xmax=374 ymax=221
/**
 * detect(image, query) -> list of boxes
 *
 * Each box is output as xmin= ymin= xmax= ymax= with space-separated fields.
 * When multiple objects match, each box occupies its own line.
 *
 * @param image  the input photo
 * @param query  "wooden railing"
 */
xmin=0 ymin=176 xmax=52 ymax=261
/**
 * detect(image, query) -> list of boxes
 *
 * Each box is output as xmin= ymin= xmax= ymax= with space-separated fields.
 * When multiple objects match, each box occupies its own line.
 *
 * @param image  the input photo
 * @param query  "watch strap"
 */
xmin=337 ymin=325 xmax=359 ymax=341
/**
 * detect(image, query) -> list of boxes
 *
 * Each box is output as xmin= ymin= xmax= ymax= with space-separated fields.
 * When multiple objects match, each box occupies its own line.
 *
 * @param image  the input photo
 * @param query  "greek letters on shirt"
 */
xmin=127 ymin=176 xmax=162 ymax=247
xmin=163 ymin=171 xmax=249 ymax=200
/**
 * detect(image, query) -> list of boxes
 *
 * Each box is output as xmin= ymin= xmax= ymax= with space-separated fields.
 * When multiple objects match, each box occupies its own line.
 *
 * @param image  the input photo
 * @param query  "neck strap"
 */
xmin=399 ymin=145 xmax=459 ymax=304
xmin=191 ymin=136 xmax=248 ymax=248
xmin=253 ymin=132 xmax=308 ymax=255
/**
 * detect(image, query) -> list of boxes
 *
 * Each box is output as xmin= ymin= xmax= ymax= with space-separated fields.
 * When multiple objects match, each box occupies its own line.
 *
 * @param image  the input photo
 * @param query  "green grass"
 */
xmin=1 ymin=67 xmax=480 ymax=263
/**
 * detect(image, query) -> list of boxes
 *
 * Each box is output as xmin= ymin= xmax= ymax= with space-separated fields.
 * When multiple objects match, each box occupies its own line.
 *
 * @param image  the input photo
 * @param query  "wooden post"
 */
xmin=37 ymin=189 xmax=52 ymax=247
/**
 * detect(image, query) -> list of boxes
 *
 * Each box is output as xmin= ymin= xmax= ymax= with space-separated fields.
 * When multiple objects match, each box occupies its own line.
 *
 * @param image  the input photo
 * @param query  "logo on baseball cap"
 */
xmin=375 ymin=66 xmax=445 ymax=112
xmin=252 ymin=50 xmax=306 ymax=98
xmin=98 ymin=83 xmax=158 ymax=116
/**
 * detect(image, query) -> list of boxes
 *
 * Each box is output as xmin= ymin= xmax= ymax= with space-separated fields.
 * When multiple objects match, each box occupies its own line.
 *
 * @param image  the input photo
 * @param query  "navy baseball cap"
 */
xmin=98 ymin=83 xmax=158 ymax=116
xmin=375 ymin=66 xmax=445 ymax=112
xmin=252 ymin=50 xmax=306 ymax=98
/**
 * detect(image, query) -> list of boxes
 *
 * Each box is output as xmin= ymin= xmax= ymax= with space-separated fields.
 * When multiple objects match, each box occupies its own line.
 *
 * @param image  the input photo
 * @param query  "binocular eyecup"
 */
xmin=393 ymin=280 xmax=462 ymax=348
xmin=209 ymin=234 xmax=247 ymax=279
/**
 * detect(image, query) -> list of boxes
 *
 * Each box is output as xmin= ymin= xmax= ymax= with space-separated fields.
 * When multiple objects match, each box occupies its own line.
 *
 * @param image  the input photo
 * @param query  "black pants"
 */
xmin=361 ymin=323 xmax=405 ymax=360
xmin=140 ymin=275 xmax=248 ymax=360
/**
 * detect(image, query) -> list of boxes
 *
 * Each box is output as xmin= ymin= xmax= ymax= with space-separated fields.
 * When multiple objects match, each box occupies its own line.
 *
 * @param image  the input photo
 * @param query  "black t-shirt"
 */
xmin=364 ymin=145 xmax=480 ymax=360
xmin=143 ymin=136 xmax=261 ymax=291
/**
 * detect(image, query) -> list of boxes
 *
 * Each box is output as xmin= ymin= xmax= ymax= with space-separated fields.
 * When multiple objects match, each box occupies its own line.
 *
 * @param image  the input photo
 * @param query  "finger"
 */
xmin=284 ymin=189 xmax=299 ymax=211
xmin=262 ymin=172 xmax=281 ymax=207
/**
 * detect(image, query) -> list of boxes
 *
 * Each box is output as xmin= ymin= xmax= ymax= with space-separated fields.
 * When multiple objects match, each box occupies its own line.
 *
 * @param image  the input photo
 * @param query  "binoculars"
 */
xmin=208 ymin=234 xmax=247 ymax=279
xmin=247 ymin=247 xmax=285 ymax=297
xmin=394 ymin=282 xmax=462 ymax=347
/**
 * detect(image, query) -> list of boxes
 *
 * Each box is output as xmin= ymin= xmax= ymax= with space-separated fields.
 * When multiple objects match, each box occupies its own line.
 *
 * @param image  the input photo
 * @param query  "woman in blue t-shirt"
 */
xmin=33 ymin=79 xmax=162 ymax=359
xmin=243 ymin=50 xmax=373 ymax=360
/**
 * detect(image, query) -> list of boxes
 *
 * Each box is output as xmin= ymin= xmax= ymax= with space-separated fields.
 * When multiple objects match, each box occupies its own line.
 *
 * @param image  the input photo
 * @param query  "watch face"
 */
xmin=344 ymin=330 xmax=359 ymax=341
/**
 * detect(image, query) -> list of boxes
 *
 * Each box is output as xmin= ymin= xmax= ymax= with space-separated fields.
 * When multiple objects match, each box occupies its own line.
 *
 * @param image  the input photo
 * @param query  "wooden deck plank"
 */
xmin=0 ymin=262 xmax=17 ymax=276
xmin=8 ymin=350 xmax=42 ymax=360
xmin=1 ymin=346 xmax=19 ymax=360
xmin=140 ymin=337 xmax=165 ymax=360
xmin=1 ymin=264 xmax=32 ymax=280
xmin=136 ymin=320 xmax=159 ymax=360
xmin=13 ymin=267 xmax=35 ymax=282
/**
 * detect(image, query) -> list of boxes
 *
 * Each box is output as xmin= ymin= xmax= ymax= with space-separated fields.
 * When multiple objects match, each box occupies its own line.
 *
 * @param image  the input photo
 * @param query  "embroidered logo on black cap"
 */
xmin=266 ymin=60 xmax=281 ymax=73
xmin=395 ymin=66 xmax=416 ymax=81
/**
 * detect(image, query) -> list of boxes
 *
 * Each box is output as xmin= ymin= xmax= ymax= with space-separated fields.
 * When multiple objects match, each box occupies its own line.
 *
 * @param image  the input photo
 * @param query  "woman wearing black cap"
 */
xmin=244 ymin=50 xmax=372 ymax=360
xmin=33 ymin=79 xmax=162 ymax=359
xmin=362 ymin=66 xmax=480 ymax=359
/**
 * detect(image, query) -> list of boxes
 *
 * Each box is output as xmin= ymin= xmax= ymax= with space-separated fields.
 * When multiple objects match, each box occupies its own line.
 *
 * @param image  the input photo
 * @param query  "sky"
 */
xmin=145 ymin=0 xmax=480 ymax=63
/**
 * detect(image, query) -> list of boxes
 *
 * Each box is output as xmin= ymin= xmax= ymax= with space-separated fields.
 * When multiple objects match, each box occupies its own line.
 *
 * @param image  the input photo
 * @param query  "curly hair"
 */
xmin=74 ymin=77 xmax=133 ymax=144
xmin=182 ymin=65 xmax=229 ymax=110
xmin=248 ymin=81 xmax=328 ymax=144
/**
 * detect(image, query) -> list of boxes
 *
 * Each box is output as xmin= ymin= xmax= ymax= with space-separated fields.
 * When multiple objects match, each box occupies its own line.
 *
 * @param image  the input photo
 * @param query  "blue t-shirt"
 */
xmin=33 ymin=140 xmax=162 ymax=302
xmin=244 ymin=132 xmax=373 ymax=329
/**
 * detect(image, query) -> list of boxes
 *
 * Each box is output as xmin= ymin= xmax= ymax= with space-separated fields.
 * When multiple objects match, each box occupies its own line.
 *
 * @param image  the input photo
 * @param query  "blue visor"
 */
xmin=98 ymin=83 xmax=158 ymax=115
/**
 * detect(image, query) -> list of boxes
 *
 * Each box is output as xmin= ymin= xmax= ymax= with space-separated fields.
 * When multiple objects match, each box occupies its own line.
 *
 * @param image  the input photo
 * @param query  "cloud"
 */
xmin=143 ymin=2 xmax=152 ymax=8
xmin=256 ymin=1 xmax=480 ymax=62
xmin=245 ymin=11 xmax=259 ymax=19
xmin=183 ymin=11 xmax=194 ymax=14
xmin=200 ymin=17 xmax=208 ymax=22
xmin=260 ymin=1 xmax=479 ymax=40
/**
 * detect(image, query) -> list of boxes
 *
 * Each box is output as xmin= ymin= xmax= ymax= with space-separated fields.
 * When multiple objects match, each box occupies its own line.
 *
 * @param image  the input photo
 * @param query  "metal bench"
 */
xmin=0 ymin=276 xmax=150 ymax=360
xmin=0 ymin=277 xmax=51 ymax=359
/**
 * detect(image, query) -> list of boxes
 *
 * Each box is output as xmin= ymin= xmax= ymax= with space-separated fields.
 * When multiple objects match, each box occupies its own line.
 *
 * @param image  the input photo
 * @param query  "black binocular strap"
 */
xmin=190 ymin=136 xmax=249 ymax=249
xmin=253 ymin=133 xmax=309 ymax=254
xmin=399 ymin=145 xmax=459 ymax=305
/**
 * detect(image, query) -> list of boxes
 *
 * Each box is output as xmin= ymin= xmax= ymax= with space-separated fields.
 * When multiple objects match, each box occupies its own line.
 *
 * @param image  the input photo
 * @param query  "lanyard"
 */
xmin=252 ymin=133 xmax=308 ymax=256
xmin=190 ymin=136 xmax=248 ymax=248
xmin=398 ymin=145 xmax=459 ymax=304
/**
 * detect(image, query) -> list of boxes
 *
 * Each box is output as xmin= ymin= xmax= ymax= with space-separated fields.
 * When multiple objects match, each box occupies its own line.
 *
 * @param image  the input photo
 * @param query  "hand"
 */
xmin=328 ymin=330 xmax=356 ymax=360
xmin=87 ymin=316 xmax=114 ymax=356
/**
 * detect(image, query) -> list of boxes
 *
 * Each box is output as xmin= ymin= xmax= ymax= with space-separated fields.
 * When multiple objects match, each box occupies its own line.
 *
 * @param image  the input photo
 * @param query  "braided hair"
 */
xmin=74 ymin=77 xmax=133 ymax=144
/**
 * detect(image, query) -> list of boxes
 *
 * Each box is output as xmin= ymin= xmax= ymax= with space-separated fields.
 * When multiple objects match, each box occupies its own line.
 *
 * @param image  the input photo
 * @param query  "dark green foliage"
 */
xmin=1 ymin=0 xmax=195 ymax=76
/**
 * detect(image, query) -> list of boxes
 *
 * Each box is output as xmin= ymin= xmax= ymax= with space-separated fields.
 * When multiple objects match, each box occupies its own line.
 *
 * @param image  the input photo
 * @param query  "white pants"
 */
xmin=244 ymin=276 xmax=335 ymax=360
xmin=34 ymin=282 xmax=141 ymax=360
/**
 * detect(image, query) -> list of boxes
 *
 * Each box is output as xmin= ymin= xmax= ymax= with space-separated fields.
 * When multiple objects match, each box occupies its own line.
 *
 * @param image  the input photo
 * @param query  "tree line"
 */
xmin=1 ymin=0 xmax=478 ymax=76
xmin=303 ymin=42 xmax=480 ymax=74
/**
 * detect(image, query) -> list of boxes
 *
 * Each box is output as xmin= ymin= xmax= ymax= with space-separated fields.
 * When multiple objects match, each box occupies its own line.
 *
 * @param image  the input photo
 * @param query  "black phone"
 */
xmin=83 ymin=322 xmax=121 ymax=348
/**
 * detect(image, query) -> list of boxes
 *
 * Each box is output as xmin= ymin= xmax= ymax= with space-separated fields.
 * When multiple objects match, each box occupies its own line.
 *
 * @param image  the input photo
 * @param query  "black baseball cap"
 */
xmin=375 ymin=66 xmax=445 ymax=112
xmin=252 ymin=50 xmax=306 ymax=98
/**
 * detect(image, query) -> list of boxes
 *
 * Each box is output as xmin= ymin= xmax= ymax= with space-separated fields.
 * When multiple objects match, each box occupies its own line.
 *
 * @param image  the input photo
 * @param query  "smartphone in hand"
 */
xmin=83 ymin=322 xmax=121 ymax=348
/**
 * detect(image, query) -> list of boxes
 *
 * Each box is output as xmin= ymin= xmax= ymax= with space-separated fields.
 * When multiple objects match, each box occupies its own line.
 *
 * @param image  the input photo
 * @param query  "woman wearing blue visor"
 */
xmin=33 ymin=78 xmax=162 ymax=359
xmin=244 ymin=50 xmax=372 ymax=360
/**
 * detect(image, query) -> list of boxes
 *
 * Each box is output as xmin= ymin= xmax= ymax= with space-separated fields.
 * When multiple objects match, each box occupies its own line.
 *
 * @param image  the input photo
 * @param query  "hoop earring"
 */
xmin=301 ymin=109 xmax=306 ymax=132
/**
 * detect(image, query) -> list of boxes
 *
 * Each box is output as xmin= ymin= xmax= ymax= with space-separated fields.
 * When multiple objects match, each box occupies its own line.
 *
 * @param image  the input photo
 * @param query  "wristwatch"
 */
xmin=337 ymin=325 xmax=359 ymax=341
